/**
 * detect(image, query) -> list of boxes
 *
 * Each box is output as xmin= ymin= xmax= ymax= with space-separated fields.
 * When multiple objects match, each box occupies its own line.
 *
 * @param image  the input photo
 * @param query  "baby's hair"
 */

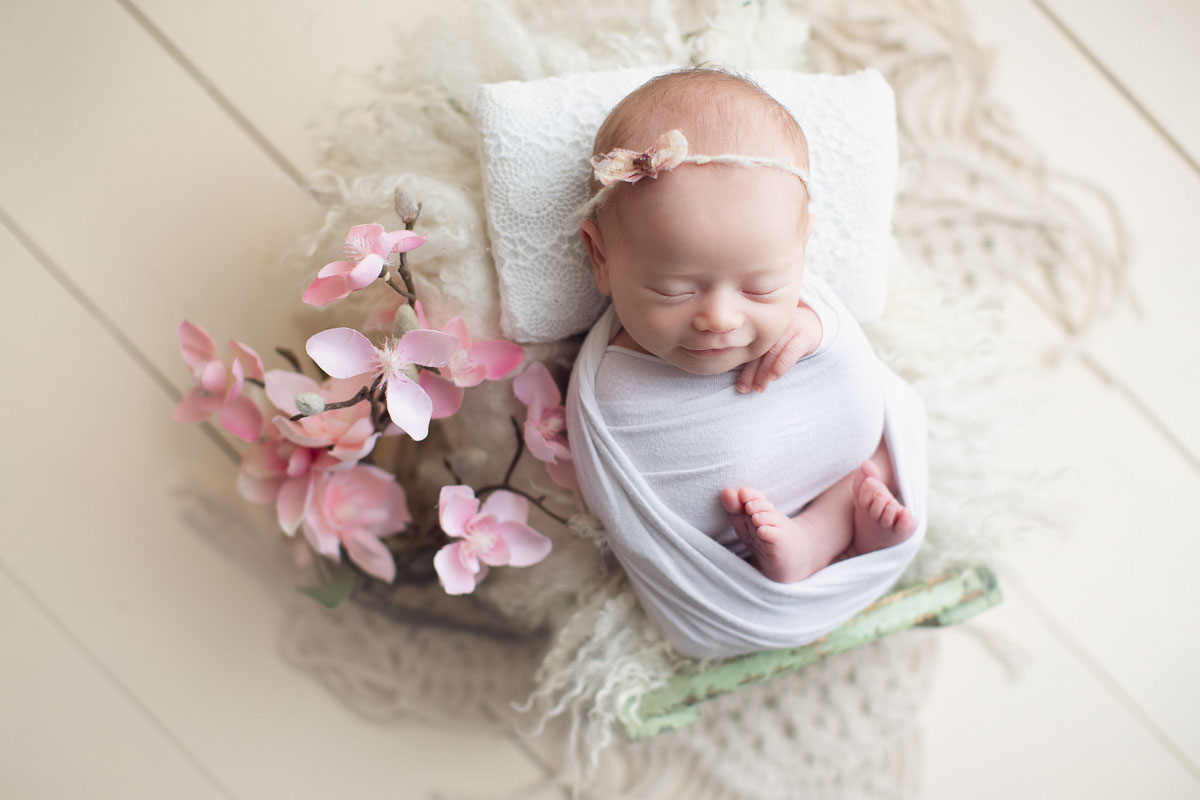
xmin=589 ymin=66 xmax=811 ymax=214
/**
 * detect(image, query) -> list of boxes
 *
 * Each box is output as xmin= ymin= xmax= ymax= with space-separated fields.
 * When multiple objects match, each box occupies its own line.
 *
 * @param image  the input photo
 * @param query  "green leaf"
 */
xmin=299 ymin=565 xmax=356 ymax=610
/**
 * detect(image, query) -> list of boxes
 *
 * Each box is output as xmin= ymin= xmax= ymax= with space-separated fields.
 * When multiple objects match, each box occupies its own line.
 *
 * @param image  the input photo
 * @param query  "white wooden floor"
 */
xmin=2 ymin=1 xmax=1198 ymax=797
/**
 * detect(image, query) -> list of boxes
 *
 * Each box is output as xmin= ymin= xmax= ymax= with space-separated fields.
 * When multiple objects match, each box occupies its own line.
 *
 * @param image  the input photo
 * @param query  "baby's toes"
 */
xmin=744 ymin=496 xmax=777 ymax=518
xmin=755 ymin=522 xmax=784 ymax=546
xmin=880 ymin=500 xmax=900 ymax=529
xmin=720 ymin=488 xmax=744 ymax=515
xmin=851 ymin=460 xmax=878 ymax=499
xmin=737 ymin=487 xmax=766 ymax=506
xmin=894 ymin=508 xmax=916 ymax=536
xmin=868 ymin=488 xmax=891 ymax=520
xmin=855 ymin=475 xmax=881 ymax=511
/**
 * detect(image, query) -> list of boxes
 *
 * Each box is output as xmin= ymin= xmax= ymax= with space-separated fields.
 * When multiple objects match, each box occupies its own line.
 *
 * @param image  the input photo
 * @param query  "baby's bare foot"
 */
xmin=721 ymin=487 xmax=823 ymax=583
xmin=850 ymin=460 xmax=916 ymax=555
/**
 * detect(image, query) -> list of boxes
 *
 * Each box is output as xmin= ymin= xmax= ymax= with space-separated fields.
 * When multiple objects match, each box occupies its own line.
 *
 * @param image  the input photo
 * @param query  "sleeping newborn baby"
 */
xmin=566 ymin=67 xmax=928 ymax=657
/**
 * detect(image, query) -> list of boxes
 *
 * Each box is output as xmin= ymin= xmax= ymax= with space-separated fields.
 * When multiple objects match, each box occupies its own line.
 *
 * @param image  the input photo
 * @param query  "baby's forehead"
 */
xmin=596 ymin=77 xmax=809 ymax=166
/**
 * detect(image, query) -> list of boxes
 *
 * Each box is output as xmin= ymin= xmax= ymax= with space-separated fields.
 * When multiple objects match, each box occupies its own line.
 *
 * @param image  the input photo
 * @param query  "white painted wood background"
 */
xmin=1 ymin=1 xmax=1196 ymax=797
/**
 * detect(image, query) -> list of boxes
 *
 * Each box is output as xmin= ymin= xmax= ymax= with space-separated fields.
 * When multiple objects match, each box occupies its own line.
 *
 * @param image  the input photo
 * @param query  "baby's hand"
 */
xmin=736 ymin=305 xmax=821 ymax=394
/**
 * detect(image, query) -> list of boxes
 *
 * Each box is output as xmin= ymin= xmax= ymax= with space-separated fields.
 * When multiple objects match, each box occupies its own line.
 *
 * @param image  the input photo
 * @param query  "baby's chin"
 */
xmin=668 ymin=348 xmax=751 ymax=375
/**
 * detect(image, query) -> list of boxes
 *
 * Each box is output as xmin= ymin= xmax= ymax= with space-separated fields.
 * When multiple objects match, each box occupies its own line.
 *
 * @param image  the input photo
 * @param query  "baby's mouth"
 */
xmin=683 ymin=345 xmax=738 ymax=356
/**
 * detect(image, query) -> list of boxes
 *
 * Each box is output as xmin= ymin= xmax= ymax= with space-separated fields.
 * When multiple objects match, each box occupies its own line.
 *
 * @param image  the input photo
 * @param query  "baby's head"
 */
xmin=580 ymin=67 xmax=815 ymax=376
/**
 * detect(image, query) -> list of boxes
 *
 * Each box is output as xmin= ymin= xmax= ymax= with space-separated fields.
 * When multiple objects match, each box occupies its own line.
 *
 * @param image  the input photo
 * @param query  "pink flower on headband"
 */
xmin=591 ymin=129 xmax=689 ymax=187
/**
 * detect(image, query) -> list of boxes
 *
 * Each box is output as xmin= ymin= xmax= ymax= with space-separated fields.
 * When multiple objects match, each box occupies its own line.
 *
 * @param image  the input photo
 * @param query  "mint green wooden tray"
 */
xmin=623 ymin=564 xmax=1001 ymax=740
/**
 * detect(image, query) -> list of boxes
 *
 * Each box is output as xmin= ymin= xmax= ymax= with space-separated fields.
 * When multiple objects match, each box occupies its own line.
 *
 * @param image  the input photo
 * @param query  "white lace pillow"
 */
xmin=476 ymin=67 xmax=899 ymax=343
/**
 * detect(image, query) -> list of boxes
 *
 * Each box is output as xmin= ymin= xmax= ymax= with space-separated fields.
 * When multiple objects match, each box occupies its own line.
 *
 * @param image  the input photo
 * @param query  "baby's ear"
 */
xmin=580 ymin=218 xmax=611 ymax=296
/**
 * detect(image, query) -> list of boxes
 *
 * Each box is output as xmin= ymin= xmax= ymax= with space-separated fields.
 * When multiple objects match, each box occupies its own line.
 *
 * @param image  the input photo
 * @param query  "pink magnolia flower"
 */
xmin=305 ymin=327 xmax=458 ymax=441
xmin=302 ymin=224 xmax=427 ymax=306
xmin=513 ymin=362 xmax=577 ymax=490
xmin=264 ymin=370 xmax=380 ymax=462
xmin=409 ymin=302 xmax=525 ymax=421
xmin=302 ymin=464 xmax=410 ymax=583
xmin=173 ymin=320 xmax=264 ymax=443
xmin=413 ymin=302 xmax=525 ymax=388
xmin=237 ymin=431 xmax=343 ymax=535
xmin=433 ymin=486 xmax=552 ymax=595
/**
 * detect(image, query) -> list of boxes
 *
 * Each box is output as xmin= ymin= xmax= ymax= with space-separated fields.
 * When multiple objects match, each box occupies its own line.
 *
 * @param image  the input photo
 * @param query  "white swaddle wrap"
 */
xmin=565 ymin=275 xmax=929 ymax=658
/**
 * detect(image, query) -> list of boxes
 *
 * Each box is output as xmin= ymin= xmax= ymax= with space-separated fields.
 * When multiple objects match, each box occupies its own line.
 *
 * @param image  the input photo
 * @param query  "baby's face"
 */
xmin=583 ymin=164 xmax=812 ymax=375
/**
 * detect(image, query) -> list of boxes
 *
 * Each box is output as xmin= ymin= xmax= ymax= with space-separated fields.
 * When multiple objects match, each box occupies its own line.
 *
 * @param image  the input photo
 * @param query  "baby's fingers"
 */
xmin=736 ymin=357 xmax=764 ymax=394
xmin=761 ymin=333 xmax=808 ymax=386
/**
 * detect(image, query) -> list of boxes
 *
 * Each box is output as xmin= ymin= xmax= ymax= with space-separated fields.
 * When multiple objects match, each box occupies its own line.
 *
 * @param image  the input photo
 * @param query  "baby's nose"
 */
xmin=693 ymin=296 xmax=743 ymax=333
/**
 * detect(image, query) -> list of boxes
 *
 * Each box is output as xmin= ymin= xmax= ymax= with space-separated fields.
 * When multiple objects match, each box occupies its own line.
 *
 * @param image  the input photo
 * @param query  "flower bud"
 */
xmin=295 ymin=392 xmax=326 ymax=416
xmin=448 ymin=447 xmax=489 ymax=477
xmin=567 ymin=513 xmax=605 ymax=543
xmin=392 ymin=302 xmax=420 ymax=339
xmin=393 ymin=187 xmax=420 ymax=227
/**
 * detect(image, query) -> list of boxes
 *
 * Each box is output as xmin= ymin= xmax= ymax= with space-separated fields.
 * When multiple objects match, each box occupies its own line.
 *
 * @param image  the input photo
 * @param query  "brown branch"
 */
xmin=289 ymin=386 xmax=370 ymax=421
xmin=275 ymin=347 xmax=303 ymax=373
xmin=383 ymin=276 xmax=416 ymax=301
xmin=473 ymin=416 xmax=568 ymax=525
xmin=443 ymin=457 xmax=464 ymax=486
xmin=395 ymin=202 xmax=422 ymax=304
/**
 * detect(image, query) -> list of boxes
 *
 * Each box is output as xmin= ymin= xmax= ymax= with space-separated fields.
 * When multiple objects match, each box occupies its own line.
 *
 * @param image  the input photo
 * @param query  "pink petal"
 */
xmin=495 ymin=520 xmax=552 ymax=567
xmin=347 ymin=223 xmax=390 ymax=257
xmin=302 ymin=518 xmax=342 ymax=561
xmin=177 ymin=320 xmax=218 ymax=371
xmin=227 ymin=357 xmax=246 ymax=401
xmin=315 ymin=259 xmax=355 ymax=279
xmin=420 ymin=371 xmax=464 ymax=419
xmin=523 ymin=423 xmax=559 ymax=463
xmin=200 ymin=360 xmax=227 ymax=395
xmin=229 ymin=340 xmax=265 ymax=381
xmin=433 ymin=542 xmax=479 ymax=594
xmin=473 ymin=339 xmax=525 ymax=380
xmin=286 ymin=446 xmax=315 ymax=478
xmin=306 ymin=328 xmax=380 ymax=379
xmin=443 ymin=317 xmax=473 ymax=349
xmin=236 ymin=470 xmax=283 ymax=505
xmin=265 ymin=370 xmax=320 ymax=414
xmin=385 ymin=374 xmax=433 ymax=441
xmin=173 ymin=387 xmax=220 ymax=422
xmin=477 ymin=529 xmax=511 ymax=567
xmin=330 ymin=429 xmax=380 ymax=463
xmin=276 ymin=474 xmax=313 ymax=535
xmin=322 ymin=374 xmax=374 ymax=403
xmin=273 ymin=416 xmax=331 ymax=448
xmin=513 ymin=362 xmax=561 ymax=408
xmin=347 ymin=252 xmax=385 ymax=290
xmin=546 ymin=458 xmax=579 ymax=490
xmin=438 ymin=485 xmax=479 ymax=537
xmin=343 ymin=529 xmax=396 ymax=583
xmin=220 ymin=395 xmax=263 ymax=443
xmin=382 ymin=479 xmax=411 ymax=532
xmin=413 ymin=299 xmax=430 ymax=328
xmin=303 ymin=274 xmax=353 ymax=306
xmin=396 ymin=329 xmax=459 ymax=369
xmin=480 ymin=490 xmax=528 ymax=524
xmin=384 ymin=230 xmax=428 ymax=254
